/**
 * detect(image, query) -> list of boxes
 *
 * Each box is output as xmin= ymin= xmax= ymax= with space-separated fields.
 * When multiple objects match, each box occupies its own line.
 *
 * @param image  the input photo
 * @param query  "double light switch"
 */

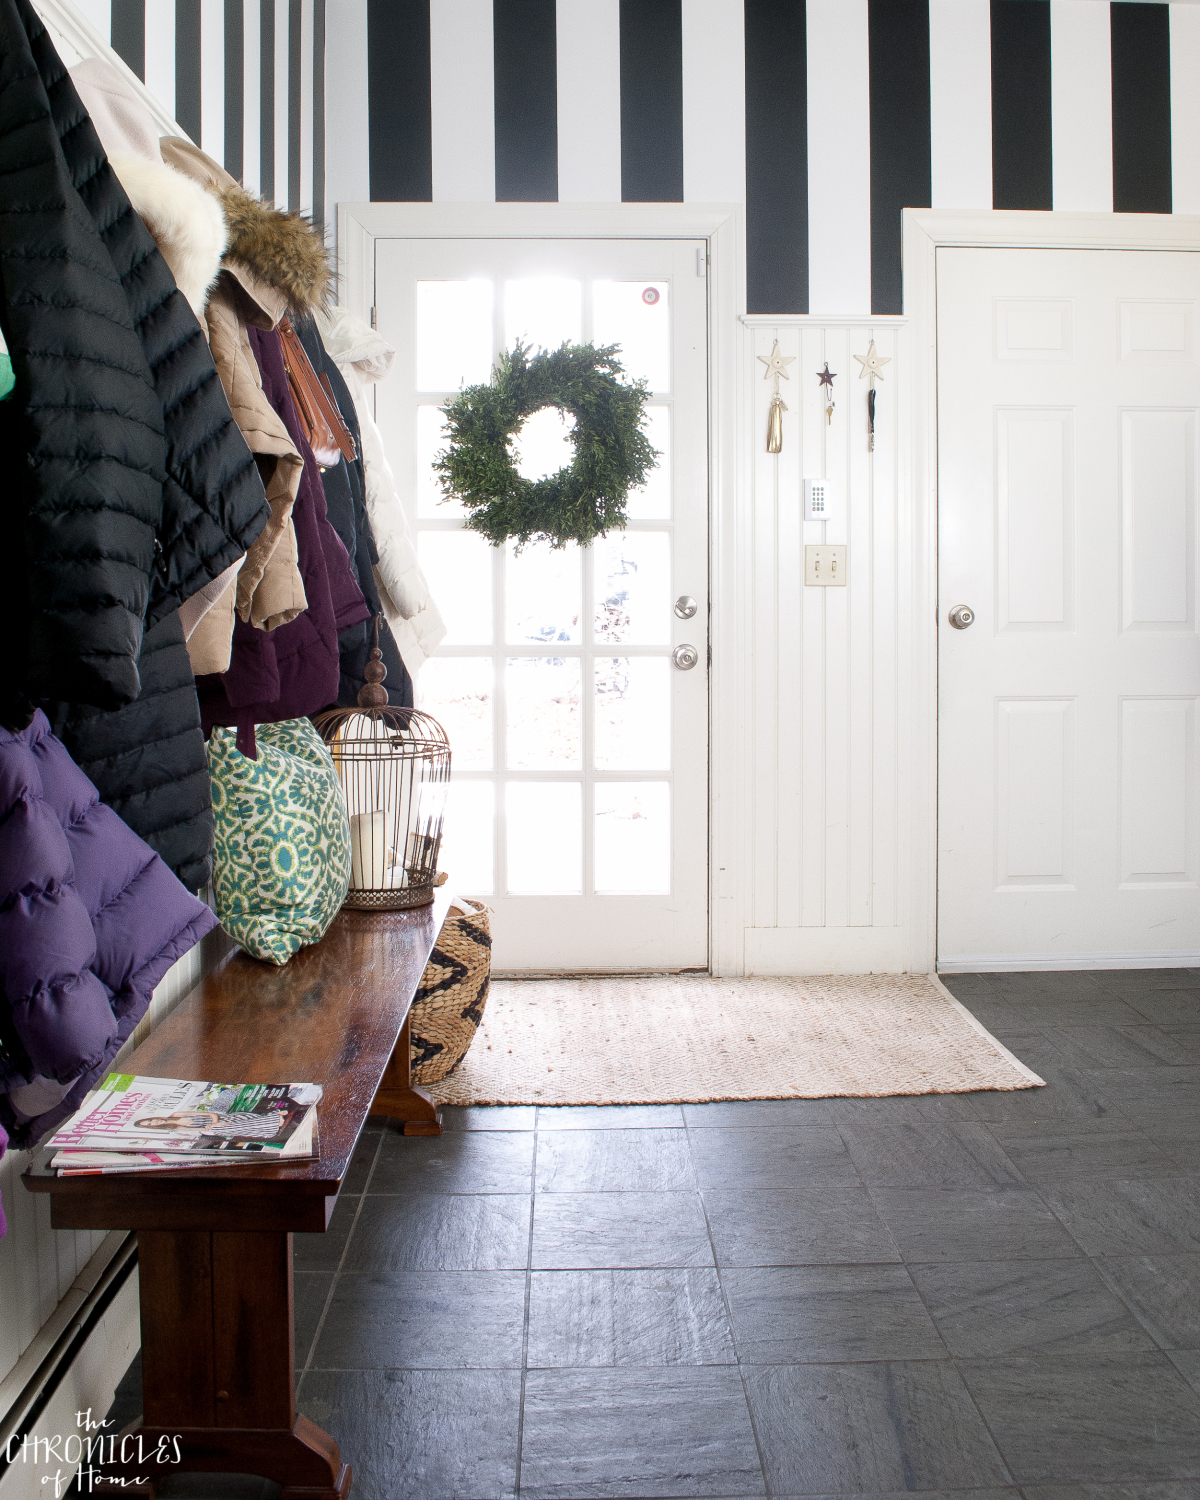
xmin=805 ymin=545 xmax=847 ymax=587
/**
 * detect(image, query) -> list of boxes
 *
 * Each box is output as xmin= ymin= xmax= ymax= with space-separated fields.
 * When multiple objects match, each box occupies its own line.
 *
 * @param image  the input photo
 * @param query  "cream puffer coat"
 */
xmin=315 ymin=308 xmax=446 ymax=675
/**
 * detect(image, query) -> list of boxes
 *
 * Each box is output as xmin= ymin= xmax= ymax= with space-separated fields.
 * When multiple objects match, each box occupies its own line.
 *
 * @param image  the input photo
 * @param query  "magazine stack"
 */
xmin=43 ymin=1074 xmax=323 ymax=1174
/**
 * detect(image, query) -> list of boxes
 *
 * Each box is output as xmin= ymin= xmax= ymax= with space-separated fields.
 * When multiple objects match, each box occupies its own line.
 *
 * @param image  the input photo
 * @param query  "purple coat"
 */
xmin=0 ymin=712 xmax=217 ymax=1151
xmin=197 ymin=327 xmax=368 ymax=756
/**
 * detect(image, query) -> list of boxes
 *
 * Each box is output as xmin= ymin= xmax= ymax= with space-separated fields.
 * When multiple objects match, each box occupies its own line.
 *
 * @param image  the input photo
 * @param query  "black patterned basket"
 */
xmin=409 ymin=899 xmax=492 ymax=1085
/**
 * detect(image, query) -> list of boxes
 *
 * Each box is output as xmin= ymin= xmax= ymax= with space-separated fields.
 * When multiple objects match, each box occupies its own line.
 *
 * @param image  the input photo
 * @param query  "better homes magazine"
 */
xmin=46 ymin=1075 xmax=323 ymax=1156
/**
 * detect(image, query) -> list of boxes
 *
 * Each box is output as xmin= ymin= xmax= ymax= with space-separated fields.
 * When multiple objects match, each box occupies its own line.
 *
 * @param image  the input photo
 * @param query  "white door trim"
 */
xmin=905 ymin=207 xmax=1200 ymax=974
xmin=336 ymin=201 xmax=746 ymax=974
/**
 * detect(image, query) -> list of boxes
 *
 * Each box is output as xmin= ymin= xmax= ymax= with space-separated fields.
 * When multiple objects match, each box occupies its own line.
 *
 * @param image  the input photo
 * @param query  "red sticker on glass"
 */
xmin=641 ymin=287 xmax=661 ymax=305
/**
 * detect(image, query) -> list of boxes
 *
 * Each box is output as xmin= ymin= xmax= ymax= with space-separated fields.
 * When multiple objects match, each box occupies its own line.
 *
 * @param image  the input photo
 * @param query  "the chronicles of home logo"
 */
xmin=4 ymin=1409 xmax=182 ymax=1495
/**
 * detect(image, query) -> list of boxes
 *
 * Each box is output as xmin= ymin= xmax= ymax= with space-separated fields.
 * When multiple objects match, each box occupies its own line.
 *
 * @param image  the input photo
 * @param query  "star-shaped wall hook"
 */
xmin=758 ymin=340 xmax=795 ymax=383
xmin=853 ymin=340 xmax=890 ymax=384
xmin=817 ymin=363 xmax=836 ymax=390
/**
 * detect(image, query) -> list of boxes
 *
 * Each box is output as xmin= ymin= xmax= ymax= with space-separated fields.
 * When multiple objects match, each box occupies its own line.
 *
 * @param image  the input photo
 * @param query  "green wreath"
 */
xmin=433 ymin=341 xmax=659 ymax=549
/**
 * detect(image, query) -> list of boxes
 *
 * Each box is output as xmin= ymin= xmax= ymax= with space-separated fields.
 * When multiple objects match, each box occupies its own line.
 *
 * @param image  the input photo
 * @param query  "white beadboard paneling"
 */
xmin=806 ymin=0 xmax=871 ymax=316
xmin=1051 ymin=0 xmax=1113 ymax=213
xmin=746 ymin=924 xmax=913 ymax=975
xmin=322 ymin=0 xmax=368 ymax=218
xmin=1120 ymin=697 xmax=1197 ymax=886
xmin=682 ymin=0 xmax=746 ymax=206
xmin=71 ymin=0 xmax=109 ymax=39
xmin=996 ymin=698 xmax=1076 ymax=887
xmin=430 ymin=0 xmax=495 ymax=203
xmin=143 ymin=0 xmax=176 ymax=123
xmin=751 ymin=325 xmax=785 ymax=927
xmin=200 ymin=0 xmax=225 ymax=167
xmin=555 ymin=0 xmax=620 ymax=203
xmin=1172 ymin=4 xmax=1200 ymax=215
xmin=773 ymin=326 xmax=806 ymax=930
xmin=1121 ymin=408 xmax=1195 ymax=630
xmin=929 ymin=0 xmax=992 ymax=211
xmin=242 ymin=0 xmax=262 ymax=197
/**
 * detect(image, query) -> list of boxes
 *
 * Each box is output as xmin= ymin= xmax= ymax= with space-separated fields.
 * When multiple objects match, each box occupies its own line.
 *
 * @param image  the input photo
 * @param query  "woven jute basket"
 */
xmin=409 ymin=899 xmax=493 ymax=1085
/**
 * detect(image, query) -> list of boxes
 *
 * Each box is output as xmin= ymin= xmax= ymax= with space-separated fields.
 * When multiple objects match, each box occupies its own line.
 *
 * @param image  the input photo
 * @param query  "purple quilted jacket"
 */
xmin=0 ymin=712 xmax=217 ymax=1156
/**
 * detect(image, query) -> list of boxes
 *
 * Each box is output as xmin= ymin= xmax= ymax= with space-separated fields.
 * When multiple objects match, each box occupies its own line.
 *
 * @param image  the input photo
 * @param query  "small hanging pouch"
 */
xmin=207 ymin=717 xmax=352 ymax=964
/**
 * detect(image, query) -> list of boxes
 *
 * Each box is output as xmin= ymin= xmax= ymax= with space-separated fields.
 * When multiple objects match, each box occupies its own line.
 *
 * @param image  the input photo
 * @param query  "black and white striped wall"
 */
xmin=74 ymin=0 xmax=1200 ymax=316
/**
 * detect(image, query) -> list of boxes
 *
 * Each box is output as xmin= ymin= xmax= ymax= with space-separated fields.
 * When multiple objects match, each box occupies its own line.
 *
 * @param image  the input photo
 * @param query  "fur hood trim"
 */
xmin=315 ymin=305 xmax=395 ymax=383
xmin=108 ymin=154 xmax=227 ymax=315
xmin=217 ymin=183 xmax=331 ymax=316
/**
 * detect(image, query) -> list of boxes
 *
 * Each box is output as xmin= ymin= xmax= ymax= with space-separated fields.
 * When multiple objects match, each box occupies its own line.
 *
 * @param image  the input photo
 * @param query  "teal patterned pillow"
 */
xmin=208 ymin=718 xmax=352 ymax=965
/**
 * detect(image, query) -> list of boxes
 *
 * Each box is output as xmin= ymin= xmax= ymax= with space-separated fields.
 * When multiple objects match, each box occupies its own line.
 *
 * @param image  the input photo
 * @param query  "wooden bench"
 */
xmin=23 ymin=893 xmax=452 ymax=1500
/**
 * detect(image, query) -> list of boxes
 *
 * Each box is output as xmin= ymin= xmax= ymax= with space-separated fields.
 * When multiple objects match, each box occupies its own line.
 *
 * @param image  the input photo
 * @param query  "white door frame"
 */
xmin=905 ymin=207 xmax=1200 ymax=973
xmin=337 ymin=202 xmax=745 ymax=974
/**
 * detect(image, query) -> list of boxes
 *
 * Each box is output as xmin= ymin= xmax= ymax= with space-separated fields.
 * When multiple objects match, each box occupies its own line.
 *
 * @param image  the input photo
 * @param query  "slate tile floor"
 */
xmin=102 ymin=970 xmax=1200 ymax=1499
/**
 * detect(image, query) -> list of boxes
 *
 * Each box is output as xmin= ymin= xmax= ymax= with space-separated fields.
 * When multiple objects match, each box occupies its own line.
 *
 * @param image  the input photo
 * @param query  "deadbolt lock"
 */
xmin=674 ymin=595 xmax=698 ymax=619
xmin=672 ymin=644 xmax=700 ymax=671
xmin=948 ymin=604 xmax=975 ymax=630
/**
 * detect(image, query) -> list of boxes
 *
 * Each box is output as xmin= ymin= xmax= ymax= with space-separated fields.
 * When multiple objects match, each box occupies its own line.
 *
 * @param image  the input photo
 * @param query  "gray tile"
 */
xmin=1119 ymin=991 xmax=1200 ymax=1026
xmin=989 ymin=1119 xmax=1181 ymax=1183
xmin=1155 ymin=1024 xmax=1200 ymax=1063
xmin=519 ymin=1366 xmax=764 ymax=1499
xmin=441 ymin=1104 xmax=536 ymax=1130
xmin=1044 ymin=1024 xmax=1200 ymax=1070
xmin=1169 ymin=1349 xmax=1200 ymax=1393
xmin=343 ymin=1123 xmax=385 ymax=1194
xmin=1148 ymin=1124 xmax=1200 ymax=1175
xmin=1095 ymin=1255 xmax=1200 ymax=1348
xmin=294 ymin=1271 xmax=332 ymax=1369
xmin=723 ymin=1264 xmax=944 ymax=1363
xmin=342 ymin=1192 xmax=530 ymax=1271
xmin=744 ymin=1361 xmax=1010 ymax=1495
xmin=370 ymin=1127 xmax=535 ymax=1194
xmin=535 ymin=1128 xmax=696 ymax=1192
xmin=1041 ymin=1180 xmax=1200 ymax=1257
xmin=293 ymin=1193 xmax=359 ymax=1272
xmin=987 ymin=994 xmax=1149 ymax=1029
xmin=869 ymin=1187 xmax=1084 ymax=1263
xmin=526 ymin=1269 xmax=735 ymax=1367
xmin=909 ymin=1258 xmax=1155 ymax=1357
xmin=1021 ymin=1486 xmax=1200 ymax=1500
xmin=532 ymin=1190 xmax=714 ymax=1269
xmin=703 ymin=1185 xmax=901 ymax=1267
xmin=297 ymin=1367 xmax=520 ymax=1500
xmin=682 ymin=1099 xmax=834 ymax=1127
xmin=1095 ymin=968 xmax=1200 ymax=990
xmin=688 ymin=1126 xmax=858 ymax=1191
xmin=960 ymin=1352 xmax=1200 ymax=1483
xmin=774 ymin=1493 xmax=1019 ymax=1500
xmin=311 ymin=1271 xmax=526 ymax=1369
xmin=967 ymin=1065 xmax=1121 ymax=1124
xmin=537 ymin=1104 xmax=685 ymax=1129
xmin=1086 ymin=1067 xmax=1200 ymax=1126
xmin=838 ymin=1122 xmax=1023 ymax=1188
xmin=823 ymin=1092 xmax=982 ymax=1122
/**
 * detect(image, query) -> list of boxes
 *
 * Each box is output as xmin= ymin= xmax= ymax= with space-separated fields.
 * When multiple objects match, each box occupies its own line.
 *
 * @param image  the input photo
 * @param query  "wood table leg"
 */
xmin=90 ymin=1230 xmax=350 ymax=1499
xmin=369 ymin=1015 xmax=443 ymax=1135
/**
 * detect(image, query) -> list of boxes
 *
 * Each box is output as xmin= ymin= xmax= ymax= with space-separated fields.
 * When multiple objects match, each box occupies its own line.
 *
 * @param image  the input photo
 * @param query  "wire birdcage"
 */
xmin=312 ymin=619 xmax=451 ymax=910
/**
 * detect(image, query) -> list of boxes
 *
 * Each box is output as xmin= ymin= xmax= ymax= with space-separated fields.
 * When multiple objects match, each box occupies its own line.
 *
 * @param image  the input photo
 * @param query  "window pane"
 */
xmin=418 ymin=531 xmax=493 ymax=644
xmin=513 ymin=406 xmax=576 ymax=483
xmin=507 ymin=658 xmax=581 ymax=769
xmin=595 ymin=658 xmax=670 ymax=769
xmin=507 ymin=782 xmax=582 ymax=894
xmin=594 ymin=531 xmax=671 ymax=644
xmin=417 ymin=280 xmax=493 ymax=391
xmin=593 ymin=281 xmax=670 ymax=391
xmin=417 ymin=657 xmax=493 ymax=769
xmin=507 ymin=540 xmax=581 ymax=644
xmin=626 ymin=406 xmax=670 ymax=520
xmin=440 ymin=780 xmax=494 ymax=895
xmin=505 ymin=277 xmax=582 ymax=353
xmin=416 ymin=405 xmax=464 ymax=519
xmin=595 ymin=783 xmax=670 ymax=894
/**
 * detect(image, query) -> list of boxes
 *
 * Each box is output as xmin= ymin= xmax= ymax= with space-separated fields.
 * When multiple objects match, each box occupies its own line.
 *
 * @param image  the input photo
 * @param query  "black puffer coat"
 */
xmin=1 ymin=0 xmax=270 ymax=887
xmin=294 ymin=317 xmax=413 ymax=709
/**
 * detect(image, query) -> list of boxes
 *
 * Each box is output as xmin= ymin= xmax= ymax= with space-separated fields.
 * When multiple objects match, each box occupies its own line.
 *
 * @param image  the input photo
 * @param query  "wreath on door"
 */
xmin=433 ymin=342 xmax=659 ymax=549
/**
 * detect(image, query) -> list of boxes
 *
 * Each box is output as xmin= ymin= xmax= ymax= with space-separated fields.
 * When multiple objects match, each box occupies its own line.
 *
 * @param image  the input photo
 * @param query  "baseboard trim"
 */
xmin=937 ymin=951 xmax=1200 ymax=974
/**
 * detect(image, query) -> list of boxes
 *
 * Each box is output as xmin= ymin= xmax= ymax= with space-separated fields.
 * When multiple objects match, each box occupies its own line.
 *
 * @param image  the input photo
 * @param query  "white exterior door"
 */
xmin=374 ymin=238 xmax=709 ymax=972
xmin=938 ymin=246 xmax=1200 ymax=969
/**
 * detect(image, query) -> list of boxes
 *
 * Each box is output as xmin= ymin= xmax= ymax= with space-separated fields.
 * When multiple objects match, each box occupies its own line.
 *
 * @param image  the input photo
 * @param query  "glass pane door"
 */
xmin=374 ymin=239 xmax=708 ymax=971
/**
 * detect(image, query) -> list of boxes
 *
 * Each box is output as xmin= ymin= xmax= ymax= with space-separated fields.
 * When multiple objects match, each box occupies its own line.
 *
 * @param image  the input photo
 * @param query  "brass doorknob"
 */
xmin=948 ymin=604 xmax=975 ymax=630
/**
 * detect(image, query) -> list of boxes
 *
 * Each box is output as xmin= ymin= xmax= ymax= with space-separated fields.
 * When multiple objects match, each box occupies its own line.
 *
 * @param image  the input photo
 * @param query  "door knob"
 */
xmin=947 ymin=604 xmax=975 ymax=630
xmin=672 ymin=644 xmax=699 ymax=670
xmin=674 ymin=595 xmax=698 ymax=620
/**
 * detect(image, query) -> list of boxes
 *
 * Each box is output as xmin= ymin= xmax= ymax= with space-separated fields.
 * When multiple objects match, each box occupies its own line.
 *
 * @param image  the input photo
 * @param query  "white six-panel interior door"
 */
xmin=374 ymin=238 xmax=709 ymax=972
xmin=937 ymin=245 xmax=1200 ymax=969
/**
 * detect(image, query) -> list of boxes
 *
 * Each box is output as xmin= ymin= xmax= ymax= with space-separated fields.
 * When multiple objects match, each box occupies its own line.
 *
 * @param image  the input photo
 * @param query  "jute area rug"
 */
xmin=427 ymin=972 xmax=1044 ymax=1106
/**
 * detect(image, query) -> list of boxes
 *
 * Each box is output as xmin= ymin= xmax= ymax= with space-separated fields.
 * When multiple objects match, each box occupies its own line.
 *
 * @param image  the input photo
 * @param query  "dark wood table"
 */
xmin=23 ymin=894 xmax=451 ymax=1500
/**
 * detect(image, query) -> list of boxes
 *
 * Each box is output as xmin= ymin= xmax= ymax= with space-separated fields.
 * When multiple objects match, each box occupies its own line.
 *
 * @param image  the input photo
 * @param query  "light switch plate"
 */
xmin=805 ymin=544 xmax=847 ymax=586
xmin=803 ymin=477 xmax=839 ymax=522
